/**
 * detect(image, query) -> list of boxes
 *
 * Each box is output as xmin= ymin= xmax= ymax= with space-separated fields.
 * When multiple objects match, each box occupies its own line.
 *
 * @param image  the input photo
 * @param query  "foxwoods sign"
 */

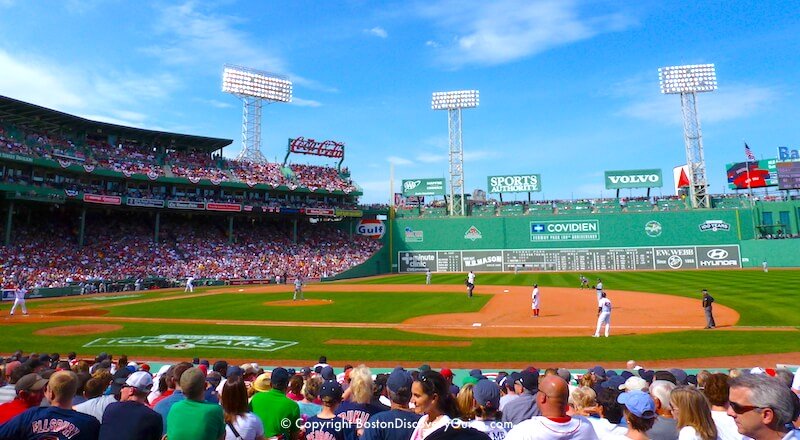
xmin=604 ymin=169 xmax=663 ymax=189
xmin=487 ymin=174 xmax=541 ymax=193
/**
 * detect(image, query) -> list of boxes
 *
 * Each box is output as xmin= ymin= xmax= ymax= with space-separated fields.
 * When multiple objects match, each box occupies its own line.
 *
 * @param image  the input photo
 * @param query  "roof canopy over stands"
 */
xmin=0 ymin=95 xmax=232 ymax=153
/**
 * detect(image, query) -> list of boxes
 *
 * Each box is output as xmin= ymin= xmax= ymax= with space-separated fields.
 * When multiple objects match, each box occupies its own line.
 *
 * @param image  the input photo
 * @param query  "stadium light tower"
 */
xmin=659 ymin=64 xmax=717 ymax=208
xmin=222 ymin=65 xmax=292 ymax=163
xmin=431 ymin=90 xmax=479 ymax=216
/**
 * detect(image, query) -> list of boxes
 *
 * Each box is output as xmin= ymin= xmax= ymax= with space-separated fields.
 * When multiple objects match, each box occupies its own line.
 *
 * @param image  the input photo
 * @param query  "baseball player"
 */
xmin=594 ymin=291 xmax=611 ymax=337
xmin=425 ymin=268 xmax=432 ymax=285
xmin=595 ymin=278 xmax=604 ymax=304
xmin=531 ymin=284 xmax=540 ymax=317
xmin=10 ymin=285 xmax=28 ymax=316
xmin=184 ymin=276 xmax=194 ymax=293
xmin=702 ymin=289 xmax=715 ymax=329
xmin=293 ymin=277 xmax=304 ymax=301
xmin=762 ymin=260 xmax=768 ymax=273
xmin=579 ymin=274 xmax=589 ymax=289
xmin=466 ymin=271 xmax=476 ymax=298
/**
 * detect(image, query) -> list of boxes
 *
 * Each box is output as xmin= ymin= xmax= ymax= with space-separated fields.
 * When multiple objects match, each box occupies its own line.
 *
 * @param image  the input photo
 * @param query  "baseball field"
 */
xmin=1 ymin=269 xmax=799 ymax=369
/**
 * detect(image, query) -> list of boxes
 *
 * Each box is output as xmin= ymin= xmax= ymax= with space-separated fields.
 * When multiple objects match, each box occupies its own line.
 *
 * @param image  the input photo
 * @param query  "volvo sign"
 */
xmin=605 ymin=169 xmax=663 ymax=189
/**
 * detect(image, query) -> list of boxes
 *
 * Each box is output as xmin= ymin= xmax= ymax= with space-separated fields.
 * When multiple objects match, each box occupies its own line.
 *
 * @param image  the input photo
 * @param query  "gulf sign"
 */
xmin=356 ymin=219 xmax=385 ymax=239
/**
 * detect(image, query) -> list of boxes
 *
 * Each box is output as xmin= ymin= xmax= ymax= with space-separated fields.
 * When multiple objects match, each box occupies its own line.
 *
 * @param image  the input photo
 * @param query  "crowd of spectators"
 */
xmin=0 ymin=214 xmax=382 ymax=288
xmin=0 ymin=353 xmax=798 ymax=440
xmin=2 ymin=120 xmax=358 ymax=193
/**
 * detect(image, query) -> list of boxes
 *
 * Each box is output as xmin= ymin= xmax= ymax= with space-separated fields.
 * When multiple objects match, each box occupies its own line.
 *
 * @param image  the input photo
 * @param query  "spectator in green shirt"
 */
xmin=166 ymin=367 xmax=225 ymax=440
xmin=251 ymin=367 xmax=301 ymax=440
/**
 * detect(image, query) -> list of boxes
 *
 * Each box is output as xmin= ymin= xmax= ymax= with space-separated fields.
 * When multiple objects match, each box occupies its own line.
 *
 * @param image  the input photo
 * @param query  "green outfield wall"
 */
xmin=390 ymin=209 xmax=769 ymax=272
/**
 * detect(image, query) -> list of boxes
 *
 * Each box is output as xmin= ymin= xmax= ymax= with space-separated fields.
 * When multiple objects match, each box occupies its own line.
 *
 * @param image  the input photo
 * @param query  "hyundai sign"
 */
xmin=604 ymin=169 xmax=663 ymax=189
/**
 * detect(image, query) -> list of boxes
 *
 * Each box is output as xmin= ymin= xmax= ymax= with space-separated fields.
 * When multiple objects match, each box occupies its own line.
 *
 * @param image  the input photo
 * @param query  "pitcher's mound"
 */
xmin=34 ymin=324 xmax=123 ymax=336
xmin=264 ymin=299 xmax=333 ymax=307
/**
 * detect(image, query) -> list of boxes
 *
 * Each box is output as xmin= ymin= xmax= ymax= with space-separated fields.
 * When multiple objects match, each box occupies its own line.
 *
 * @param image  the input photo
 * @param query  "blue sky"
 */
xmin=0 ymin=0 xmax=798 ymax=203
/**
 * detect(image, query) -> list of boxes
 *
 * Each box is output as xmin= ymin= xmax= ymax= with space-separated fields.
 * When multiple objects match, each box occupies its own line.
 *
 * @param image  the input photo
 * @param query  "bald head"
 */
xmin=538 ymin=375 xmax=569 ymax=417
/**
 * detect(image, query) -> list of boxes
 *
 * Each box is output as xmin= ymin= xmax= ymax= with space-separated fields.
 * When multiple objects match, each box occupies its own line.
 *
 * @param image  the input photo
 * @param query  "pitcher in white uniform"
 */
xmin=10 ymin=285 xmax=28 ymax=315
xmin=532 ymin=284 xmax=540 ymax=318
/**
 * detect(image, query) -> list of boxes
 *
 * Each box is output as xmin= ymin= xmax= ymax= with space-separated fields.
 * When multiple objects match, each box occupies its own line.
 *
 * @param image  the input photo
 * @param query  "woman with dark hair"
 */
xmin=221 ymin=375 xmax=265 ymax=440
xmin=410 ymin=371 xmax=458 ymax=439
xmin=286 ymin=374 xmax=304 ymax=401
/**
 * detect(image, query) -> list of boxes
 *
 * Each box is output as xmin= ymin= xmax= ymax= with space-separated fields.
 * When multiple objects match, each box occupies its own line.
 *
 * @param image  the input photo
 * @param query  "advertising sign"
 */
xmin=84 ymin=334 xmax=296 ymax=352
xmin=83 ymin=194 xmax=122 ymax=205
xmin=304 ymin=208 xmax=335 ymax=216
xmin=335 ymin=208 xmax=363 ymax=217
xmin=356 ymin=219 xmax=385 ymax=239
xmin=462 ymin=251 xmax=503 ymax=271
xmin=777 ymin=161 xmax=800 ymax=190
xmin=167 ymin=201 xmax=205 ymax=210
xmin=487 ymin=174 xmax=541 ymax=193
xmin=696 ymin=245 xmax=741 ymax=268
xmin=398 ymin=251 xmax=436 ymax=272
xmin=403 ymin=227 xmax=424 ymax=243
xmin=402 ymin=178 xmax=446 ymax=197
xmin=206 ymin=203 xmax=242 ymax=212
xmin=604 ymin=169 xmax=663 ymax=189
xmin=126 ymin=198 xmax=165 ymax=208
xmin=530 ymin=220 xmax=600 ymax=242
xmin=778 ymin=146 xmax=799 ymax=161
xmin=653 ymin=247 xmax=697 ymax=270
xmin=726 ymin=159 xmax=778 ymax=189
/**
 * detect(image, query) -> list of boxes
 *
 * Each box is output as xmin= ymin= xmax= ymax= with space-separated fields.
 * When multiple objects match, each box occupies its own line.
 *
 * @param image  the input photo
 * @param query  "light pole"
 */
xmin=431 ymin=90 xmax=479 ymax=216
xmin=222 ymin=65 xmax=292 ymax=163
xmin=659 ymin=64 xmax=717 ymax=208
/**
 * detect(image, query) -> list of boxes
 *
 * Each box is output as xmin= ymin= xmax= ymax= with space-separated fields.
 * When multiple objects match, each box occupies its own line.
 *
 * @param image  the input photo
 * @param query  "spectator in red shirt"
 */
xmin=0 ymin=373 xmax=48 ymax=424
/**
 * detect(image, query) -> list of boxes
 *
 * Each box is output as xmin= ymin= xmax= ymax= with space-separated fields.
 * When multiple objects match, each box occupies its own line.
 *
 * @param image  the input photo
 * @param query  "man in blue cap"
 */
xmin=362 ymin=367 xmax=420 ymax=440
xmin=502 ymin=369 xmax=542 ymax=425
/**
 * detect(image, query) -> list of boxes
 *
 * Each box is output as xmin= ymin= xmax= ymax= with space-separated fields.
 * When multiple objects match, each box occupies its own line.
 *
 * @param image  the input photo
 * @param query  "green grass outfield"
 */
xmin=1 ymin=269 xmax=798 ymax=364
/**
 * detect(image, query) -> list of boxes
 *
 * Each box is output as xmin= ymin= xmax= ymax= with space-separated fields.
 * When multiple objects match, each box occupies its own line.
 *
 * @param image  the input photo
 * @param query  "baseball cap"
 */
xmin=419 ymin=364 xmax=432 ymax=373
xmin=473 ymin=379 xmax=500 ymax=409
xmin=270 ymin=367 xmax=290 ymax=387
xmin=320 ymin=366 xmax=335 ymax=381
xmin=507 ymin=372 xmax=521 ymax=390
xmin=620 ymin=371 xmax=634 ymax=380
xmin=557 ymin=369 xmax=572 ymax=383
xmin=518 ymin=370 xmax=538 ymax=391
xmin=213 ymin=360 xmax=228 ymax=375
xmin=15 ymin=373 xmax=48 ymax=393
xmin=319 ymin=356 xmax=328 ymax=364
xmin=469 ymin=368 xmax=483 ymax=378
xmin=125 ymin=371 xmax=154 ymax=392
xmin=619 ymin=376 xmax=649 ymax=392
xmin=654 ymin=371 xmax=677 ymax=384
xmin=618 ymin=390 xmax=657 ymax=419
xmin=387 ymin=368 xmax=412 ymax=393
xmin=227 ymin=366 xmax=244 ymax=378
xmin=638 ymin=369 xmax=655 ymax=383
xmin=462 ymin=376 xmax=479 ymax=386
xmin=601 ymin=376 xmax=626 ymax=389
xmin=589 ymin=366 xmax=606 ymax=379
xmin=669 ymin=369 xmax=688 ymax=385
xmin=319 ymin=380 xmax=343 ymax=400
xmin=440 ymin=368 xmax=454 ymax=380
xmin=206 ymin=371 xmax=222 ymax=387
xmin=300 ymin=367 xmax=312 ymax=376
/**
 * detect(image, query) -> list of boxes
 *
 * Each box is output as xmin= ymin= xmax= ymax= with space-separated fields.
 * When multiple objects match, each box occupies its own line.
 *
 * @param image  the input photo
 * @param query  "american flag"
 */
xmin=744 ymin=143 xmax=756 ymax=161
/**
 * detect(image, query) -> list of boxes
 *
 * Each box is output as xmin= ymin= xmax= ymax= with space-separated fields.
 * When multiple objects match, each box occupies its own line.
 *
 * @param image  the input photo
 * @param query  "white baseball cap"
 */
xmin=125 ymin=371 xmax=154 ymax=391
xmin=619 ymin=376 xmax=649 ymax=392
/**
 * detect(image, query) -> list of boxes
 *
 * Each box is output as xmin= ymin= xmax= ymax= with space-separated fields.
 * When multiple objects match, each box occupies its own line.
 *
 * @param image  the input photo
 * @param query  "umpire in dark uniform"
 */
xmin=702 ymin=289 xmax=715 ymax=329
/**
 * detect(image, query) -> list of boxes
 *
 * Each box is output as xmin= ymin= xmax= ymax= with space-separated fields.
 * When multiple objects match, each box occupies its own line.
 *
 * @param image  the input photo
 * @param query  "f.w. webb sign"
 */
xmin=604 ymin=169 xmax=663 ymax=189
xmin=487 ymin=174 xmax=541 ymax=193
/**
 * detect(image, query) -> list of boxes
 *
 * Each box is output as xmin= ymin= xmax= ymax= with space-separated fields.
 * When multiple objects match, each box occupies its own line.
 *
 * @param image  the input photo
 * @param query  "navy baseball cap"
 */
xmin=518 ymin=370 xmax=538 ymax=391
xmin=320 ymin=366 xmax=335 ymax=381
xmin=589 ymin=366 xmax=606 ymax=379
xmin=469 ymin=369 xmax=483 ymax=378
xmin=319 ymin=380 xmax=343 ymax=400
xmin=270 ymin=368 xmax=290 ymax=387
xmin=387 ymin=368 xmax=412 ymax=393
xmin=473 ymin=379 xmax=500 ymax=409
xmin=601 ymin=375 xmax=626 ymax=389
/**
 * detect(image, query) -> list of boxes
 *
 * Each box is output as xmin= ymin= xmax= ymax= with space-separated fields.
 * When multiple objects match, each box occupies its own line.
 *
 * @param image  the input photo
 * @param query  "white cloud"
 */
xmin=0 ymin=49 xmax=175 ymax=126
xmin=387 ymin=156 xmax=413 ymax=165
xmin=418 ymin=0 xmax=634 ymax=67
xmin=366 ymin=27 xmax=388 ymax=38
xmin=619 ymin=84 xmax=780 ymax=124
xmin=425 ymin=40 xmax=440 ymax=48
xmin=195 ymin=98 xmax=234 ymax=109
xmin=290 ymin=97 xmax=323 ymax=108
xmin=416 ymin=153 xmax=447 ymax=163
xmin=140 ymin=2 xmax=336 ymax=93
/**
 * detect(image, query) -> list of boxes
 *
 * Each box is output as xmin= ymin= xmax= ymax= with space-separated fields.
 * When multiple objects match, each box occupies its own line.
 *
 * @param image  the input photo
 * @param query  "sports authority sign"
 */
xmin=487 ymin=174 xmax=541 ymax=193
xmin=530 ymin=220 xmax=599 ymax=242
xmin=356 ymin=219 xmax=385 ymax=239
xmin=604 ymin=169 xmax=663 ymax=189
xmin=84 ymin=334 xmax=297 ymax=352
xmin=402 ymin=178 xmax=446 ymax=197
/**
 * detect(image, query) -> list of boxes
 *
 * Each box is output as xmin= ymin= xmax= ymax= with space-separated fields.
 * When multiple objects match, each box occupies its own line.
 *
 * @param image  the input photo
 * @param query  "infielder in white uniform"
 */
xmin=293 ymin=277 xmax=304 ymax=301
xmin=10 ymin=286 xmax=27 ymax=315
xmin=184 ymin=276 xmax=194 ymax=293
xmin=466 ymin=271 xmax=476 ymax=298
xmin=425 ymin=269 xmax=432 ymax=285
xmin=762 ymin=260 xmax=768 ymax=273
xmin=594 ymin=292 xmax=611 ymax=337
xmin=531 ymin=284 xmax=540 ymax=317
xmin=595 ymin=278 xmax=604 ymax=305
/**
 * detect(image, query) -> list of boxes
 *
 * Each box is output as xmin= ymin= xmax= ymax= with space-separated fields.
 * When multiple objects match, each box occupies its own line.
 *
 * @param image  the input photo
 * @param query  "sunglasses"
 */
xmin=729 ymin=401 xmax=767 ymax=414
